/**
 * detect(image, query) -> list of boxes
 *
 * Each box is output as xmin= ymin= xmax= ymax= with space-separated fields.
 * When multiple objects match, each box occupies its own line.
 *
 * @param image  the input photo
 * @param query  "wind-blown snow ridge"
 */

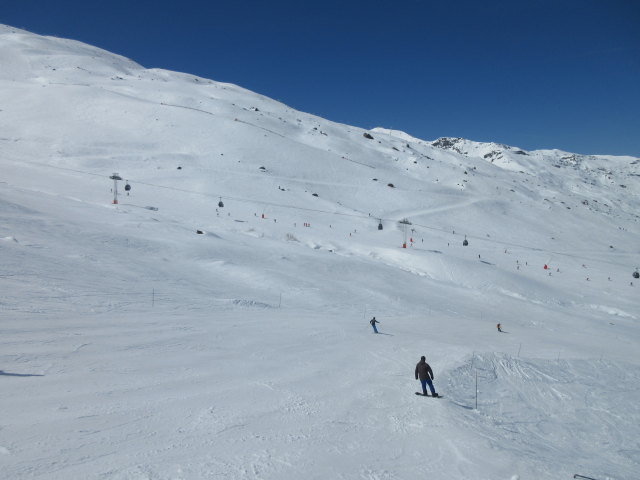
xmin=0 ymin=25 xmax=638 ymax=480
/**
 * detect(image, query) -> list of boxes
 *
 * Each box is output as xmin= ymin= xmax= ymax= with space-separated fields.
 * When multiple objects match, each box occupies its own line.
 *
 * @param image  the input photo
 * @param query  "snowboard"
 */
xmin=415 ymin=392 xmax=442 ymax=398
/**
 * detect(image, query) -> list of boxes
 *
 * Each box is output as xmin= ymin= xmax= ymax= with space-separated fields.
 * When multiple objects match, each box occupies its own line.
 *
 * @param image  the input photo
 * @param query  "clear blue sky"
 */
xmin=3 ymin=0 xmax=639 ymax=156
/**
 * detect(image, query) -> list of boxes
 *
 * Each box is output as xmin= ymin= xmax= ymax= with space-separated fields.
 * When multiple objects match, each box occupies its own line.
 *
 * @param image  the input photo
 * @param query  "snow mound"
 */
xmin=446 ymin=353 xmax=640 ymax=479
xmin=230 ymin=299 xmax=274 ymax=309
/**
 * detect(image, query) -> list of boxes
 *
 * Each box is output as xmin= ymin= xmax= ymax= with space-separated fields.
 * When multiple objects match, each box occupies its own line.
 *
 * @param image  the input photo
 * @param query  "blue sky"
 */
xmin=3 ymin=0 xmax=639 ymax=155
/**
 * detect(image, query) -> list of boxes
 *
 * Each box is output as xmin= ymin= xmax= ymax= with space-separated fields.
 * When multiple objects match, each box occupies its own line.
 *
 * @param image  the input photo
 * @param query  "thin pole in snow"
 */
xmin=517 ymin=343 xmax=522 ymax=357
xmin=475 ymin=369 xmax=478 ymax=410
xmin=573 ymin=474 xmax=600 ymax=480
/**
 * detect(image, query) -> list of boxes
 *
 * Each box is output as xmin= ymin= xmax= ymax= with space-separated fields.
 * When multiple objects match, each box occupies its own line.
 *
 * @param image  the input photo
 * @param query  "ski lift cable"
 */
xmin=20 ymin=159 xmax=629 ymax=263
xmin=19 ymin=159 xmax=373 ymax=219
xmin=134 ymin=176 xmax=640 ymax=263
xmin=133 ymin=177 xmax=369 ymax=219
xmin=407 ymin=220 xmax=622 ymax=262
xmin=16 ymin=159 xmax=636 ymax=264
xmin=28 ymin=160 xmax=631 ymax=263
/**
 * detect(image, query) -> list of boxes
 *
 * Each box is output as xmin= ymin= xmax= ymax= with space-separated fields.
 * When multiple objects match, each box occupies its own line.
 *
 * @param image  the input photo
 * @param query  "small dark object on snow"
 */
xmin=312 ymin=193 xmax=318 ymax=197
xmin=196 ymin=230 xmax=204 ymax=234
xmin=463 ymin=239 xmax=469 ymax=246
xmin=363 ymin=132 xmax=374 ymax=139
xmin=177 ymin=166 xmax=182 ymax=170
xmin=633 ymin=271 xmax=639 ymax=279
xmin=387 ymin=183 xmax=395 ymax=188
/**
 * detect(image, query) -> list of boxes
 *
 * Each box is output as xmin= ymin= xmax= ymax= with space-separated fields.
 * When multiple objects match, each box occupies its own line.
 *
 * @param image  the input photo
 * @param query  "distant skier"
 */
xmin=370 ymin=317 xmax=380 ymax=334
xmin=497 ymin=323 xmax=503 ymax=332
xmin=415 ymin=356 xmax=438 ymax=397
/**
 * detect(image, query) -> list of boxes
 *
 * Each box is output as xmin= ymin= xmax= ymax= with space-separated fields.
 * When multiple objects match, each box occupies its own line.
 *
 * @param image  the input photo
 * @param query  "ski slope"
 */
xmin=1 ymin=24 xmax=639 ymax=480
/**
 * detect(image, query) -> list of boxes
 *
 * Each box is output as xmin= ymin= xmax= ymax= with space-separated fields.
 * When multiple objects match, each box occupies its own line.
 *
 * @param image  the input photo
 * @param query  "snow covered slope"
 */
xmin=1 ymin=25 xmax=639 ymax=480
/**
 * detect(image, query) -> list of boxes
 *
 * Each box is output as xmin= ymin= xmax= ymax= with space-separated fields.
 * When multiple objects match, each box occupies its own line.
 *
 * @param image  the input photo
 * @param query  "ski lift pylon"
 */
xmin=398 ymin=218 xmax=411 ymax=248
xmin=109 ymin=172 xmax=122 ymax=204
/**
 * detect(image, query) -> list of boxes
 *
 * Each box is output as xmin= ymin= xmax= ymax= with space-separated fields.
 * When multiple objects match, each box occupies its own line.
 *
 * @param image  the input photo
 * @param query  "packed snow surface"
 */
xmin=1 ymin=24 xmax=639 ymax=479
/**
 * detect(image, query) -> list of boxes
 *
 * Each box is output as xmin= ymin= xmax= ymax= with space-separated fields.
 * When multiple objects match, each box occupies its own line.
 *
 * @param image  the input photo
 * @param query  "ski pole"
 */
xmin=574 ymin=474 xmax=599 ymax=480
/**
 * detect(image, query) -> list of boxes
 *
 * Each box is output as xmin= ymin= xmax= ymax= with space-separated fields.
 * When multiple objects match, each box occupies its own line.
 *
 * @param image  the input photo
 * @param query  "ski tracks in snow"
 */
xmin=444 ymin=352 xmax=640 ymax=479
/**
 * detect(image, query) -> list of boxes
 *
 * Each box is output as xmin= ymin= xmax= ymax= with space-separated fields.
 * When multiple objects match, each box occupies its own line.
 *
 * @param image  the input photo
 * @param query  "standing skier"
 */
xmin=369 ymin=317 xmax=380 ymax=334
xmin=415 ymin=356 xmax=438 ymax=397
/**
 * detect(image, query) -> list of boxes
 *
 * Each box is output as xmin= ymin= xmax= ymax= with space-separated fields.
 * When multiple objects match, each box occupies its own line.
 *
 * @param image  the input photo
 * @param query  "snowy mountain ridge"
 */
xmin=1 ymin=24 xmax=639 ymax=480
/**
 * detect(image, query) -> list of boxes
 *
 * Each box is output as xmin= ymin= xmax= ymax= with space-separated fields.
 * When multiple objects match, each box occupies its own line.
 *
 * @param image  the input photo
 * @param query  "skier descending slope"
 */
xmin=369 ymin=316 xmax=380 ymax=334
xmin=415 ymin=356 xmax=439 ymax=397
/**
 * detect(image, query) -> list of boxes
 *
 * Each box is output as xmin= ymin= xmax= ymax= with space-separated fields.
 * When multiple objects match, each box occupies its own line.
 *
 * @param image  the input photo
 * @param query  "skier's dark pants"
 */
xmin=371 ymin=324 xmax=378 ymax=334
xmin=420 ymin=379 xmax=436 ymax=396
